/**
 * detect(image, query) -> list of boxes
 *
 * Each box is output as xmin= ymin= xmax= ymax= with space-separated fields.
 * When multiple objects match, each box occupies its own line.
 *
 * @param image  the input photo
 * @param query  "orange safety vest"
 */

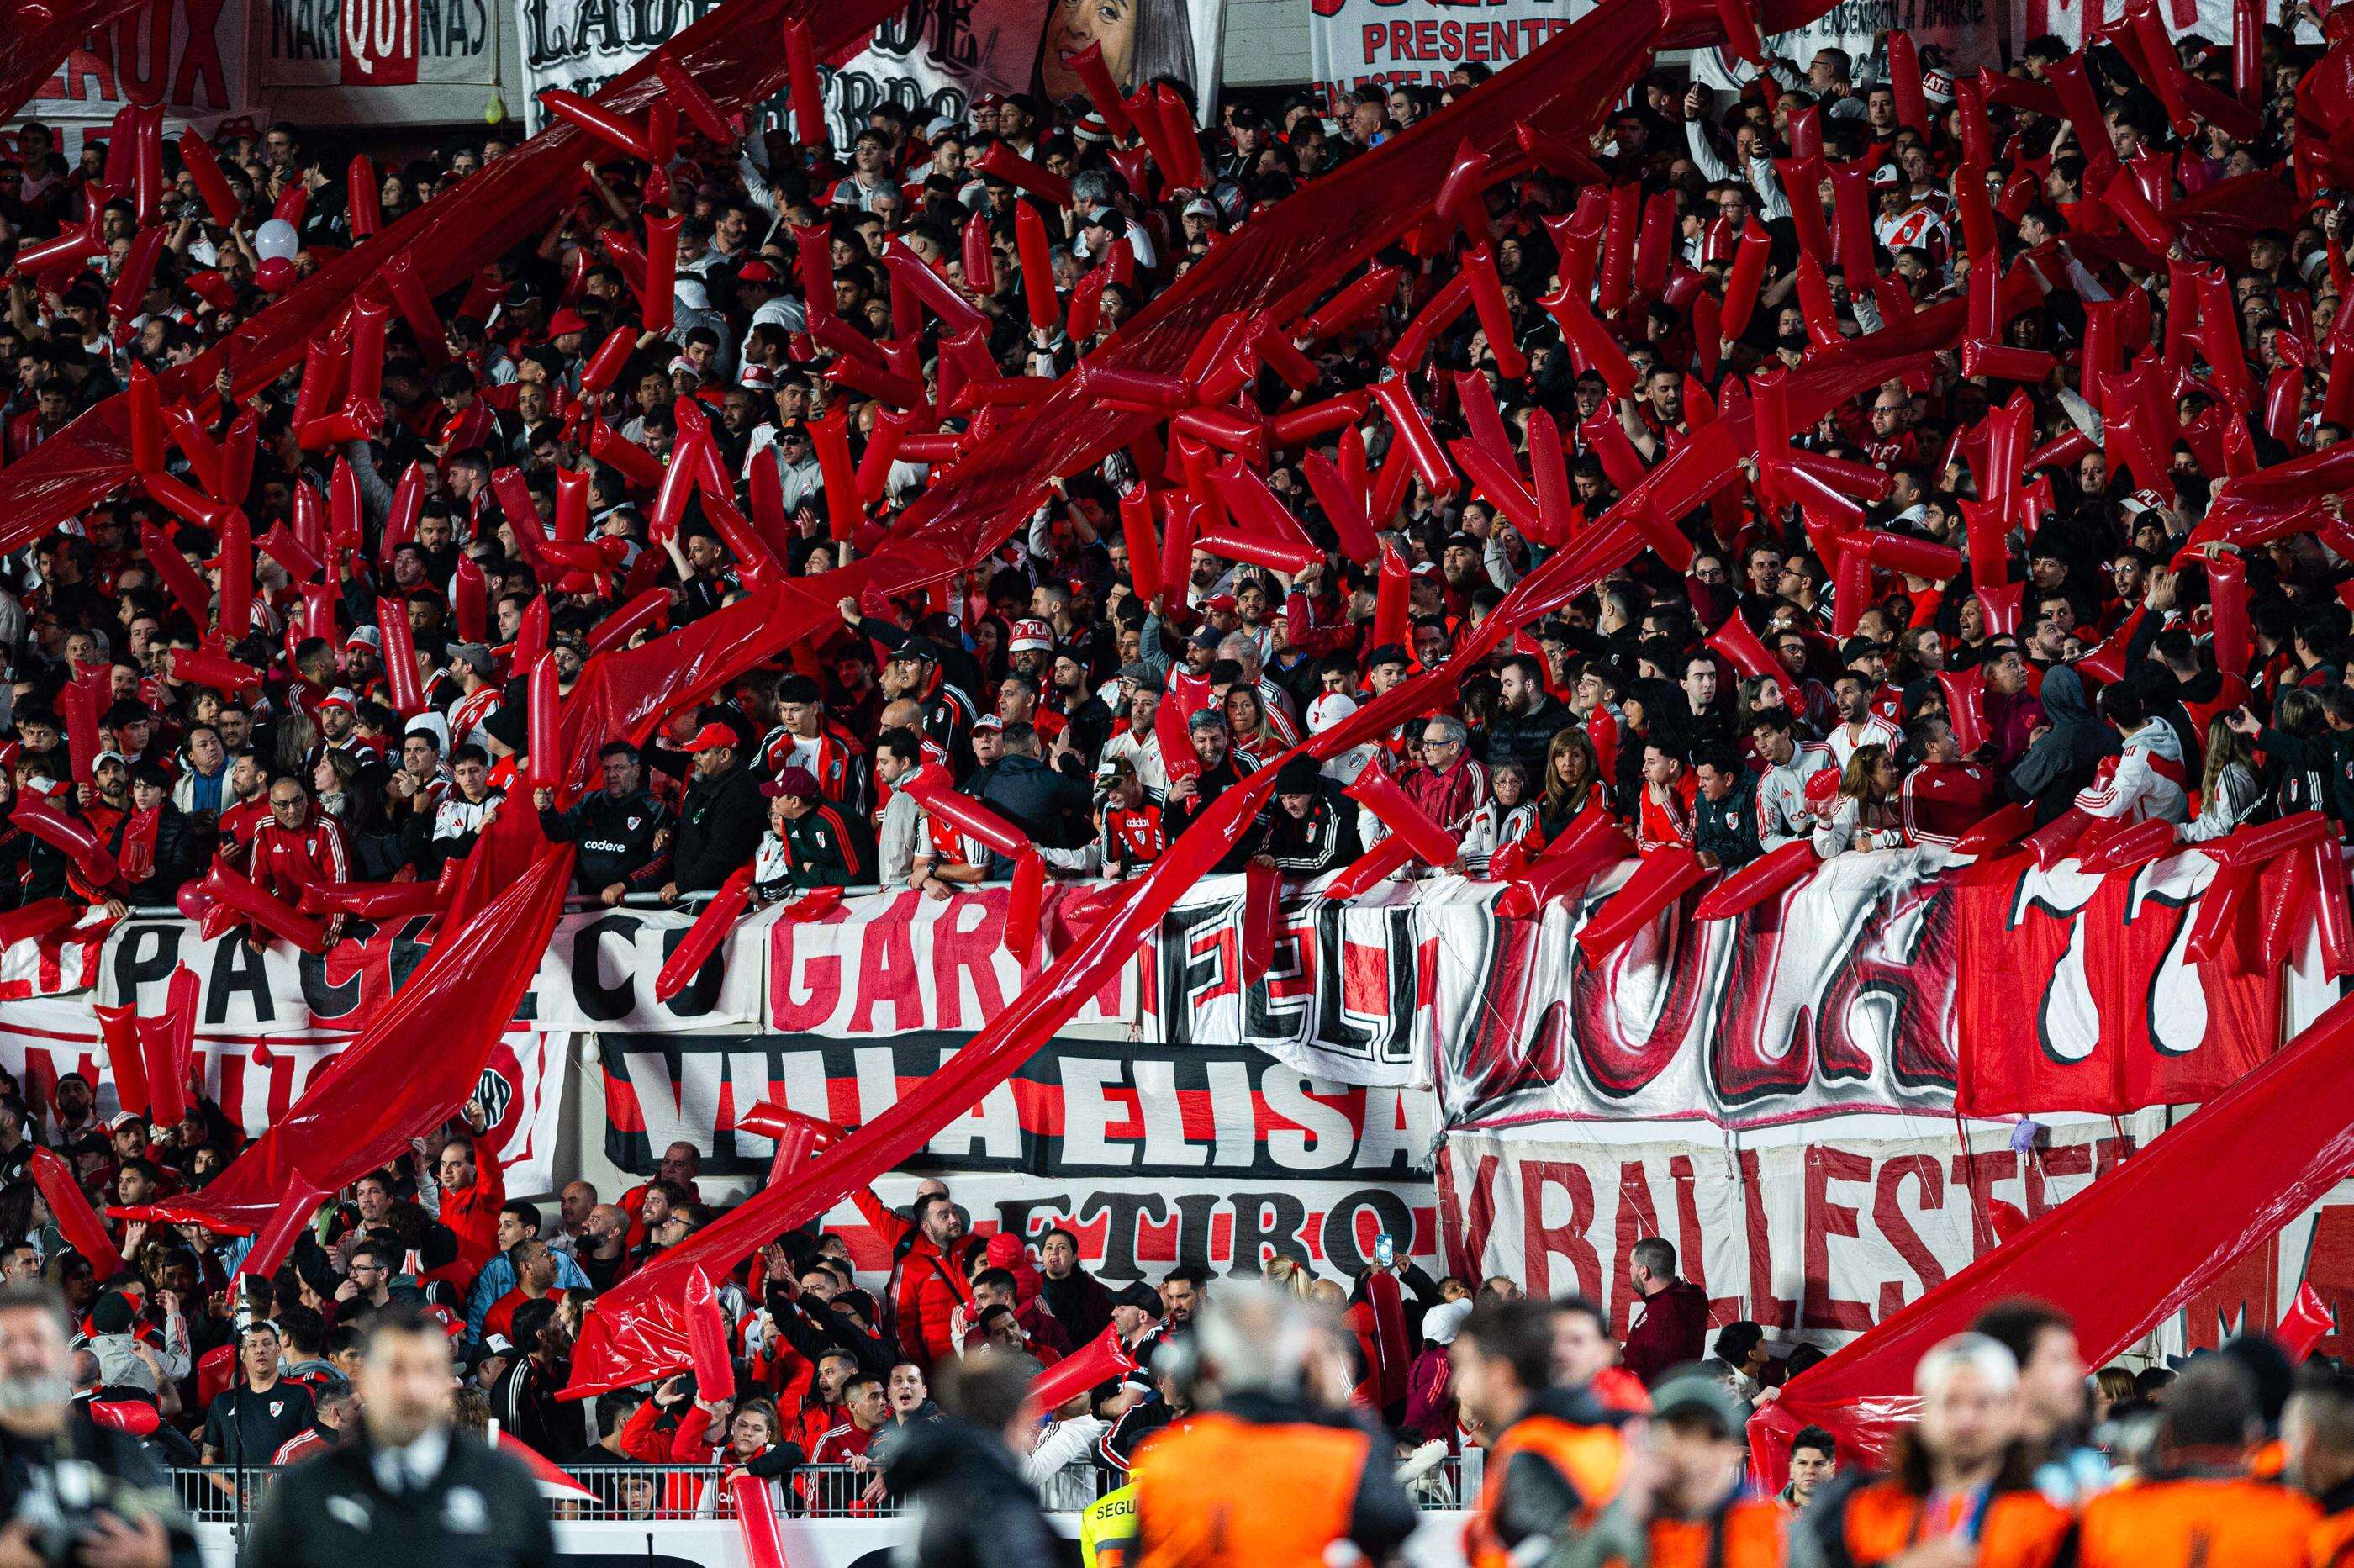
xmin=1837 ymin=1477 xmax=2072 ymax=1568
xmin=1651 ymin=1498 xmax=1789 ymax=1568
xmin=1465 ymin=1410 xmax=1631 ymax=1568
xmin=1131 ymin=1410 xmax=1371 ymax=1568
xmin=2311 ymin=1506 xmax=2354 ymax=1568
xmin=2077 ymin=1476 xmax=2320 ymax=1568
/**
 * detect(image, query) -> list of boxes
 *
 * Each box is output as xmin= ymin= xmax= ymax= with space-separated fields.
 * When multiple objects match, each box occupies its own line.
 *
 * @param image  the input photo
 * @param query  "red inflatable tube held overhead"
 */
xmin=140 ymin=965 xmax=198 ymax=1132
xmin=239 ymin=1182 xmax=330 ymax=1273
xmin=30 ymin=1149 xmax=125 ymax=1278
xmin=13 ymin=795 xmax=118 ymax=886
xmin=96 ymin=1005 xmax=147 ymax=1120
xmin=783 ymin=19 xmax=827 ymax=149
xmin=684 ymin=1268 xmax=736 ymax=1401
xmin=1031 ymin=1325 xmax=1139 ymax=1411
xmin=1575 ymin=847 xmax=1707 ymax=960
xmin=900 ymin=772 xmax=1031 ymax=860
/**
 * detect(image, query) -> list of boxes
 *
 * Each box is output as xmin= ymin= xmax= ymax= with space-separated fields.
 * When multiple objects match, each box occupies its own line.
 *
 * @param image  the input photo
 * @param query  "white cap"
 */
xmin=1307 ymin=693 xmax=1359 ymax=734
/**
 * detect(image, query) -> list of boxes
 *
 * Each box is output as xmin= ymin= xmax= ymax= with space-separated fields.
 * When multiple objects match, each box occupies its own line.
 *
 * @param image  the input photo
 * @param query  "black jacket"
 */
xmin=976 ymin=753 xmax=1094 ymax=851
xmin=671 ymin=760 xmax=766 ymax=893
xmin=1488 ymin=694 xmax=1571 ymax=772
xmin=245 ymin=1427 xmax=555 ymax=1568
xmin=1161 ymin=755 xmax=1266 ymax=873
xmin=884 ymin=1418 xmax=1075 ymax=1568
xmin=1264 ymin=784 xmax=1363 ymax=874
xmin=1693 ymin=773 xmax=1762 ymax=869
xmin=0 ymin=1407 xmax=198 ymax=1568
xmin=539 ymin=787 xmax=672 ymax=895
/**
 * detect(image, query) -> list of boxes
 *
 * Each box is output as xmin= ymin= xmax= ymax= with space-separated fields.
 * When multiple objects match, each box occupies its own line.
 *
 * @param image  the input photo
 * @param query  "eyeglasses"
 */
xmin=1422 ymin=736 xmax=1460 ymax=750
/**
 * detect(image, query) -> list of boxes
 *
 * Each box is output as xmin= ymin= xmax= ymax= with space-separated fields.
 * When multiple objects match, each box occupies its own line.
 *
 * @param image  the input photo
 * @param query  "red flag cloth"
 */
xmin=29 ymin=1148 xmax=125 ymax=1279
xmin=1950 ymin=854 xmax=2283 ymax=1114
xmin=0 ymin=0 xmax=152 ymax=122
xmin=2278 ymin=1281 xmax=2336 ymax=1362
xmin=150 ymin=852 xmax=570 ymax=1234
xmin=1752 ymin=986 xmax=2354 ymax=1490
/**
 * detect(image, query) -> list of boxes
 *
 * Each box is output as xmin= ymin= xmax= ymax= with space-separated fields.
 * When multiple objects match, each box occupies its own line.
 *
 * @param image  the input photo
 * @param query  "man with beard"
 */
xmin=904 ymin=1196 xmax=977 ymax=1370
xmin=1161 ymin=711 xmax=1265 ymax=871
xmin=0 ymin=1281 xmax=196 ymax=1568
xmin=492 ymin=1296 xmax=583 ymax=1458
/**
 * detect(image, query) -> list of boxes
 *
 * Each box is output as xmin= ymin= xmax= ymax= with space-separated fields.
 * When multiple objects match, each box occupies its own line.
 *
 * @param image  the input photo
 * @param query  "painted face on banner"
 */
xmin=1039 ymin=0 xmax=1139 ymax=99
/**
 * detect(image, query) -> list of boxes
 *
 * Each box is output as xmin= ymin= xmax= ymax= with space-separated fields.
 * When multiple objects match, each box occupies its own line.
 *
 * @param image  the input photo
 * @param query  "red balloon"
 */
xmin=255 ymin=256 xmax=296 ymax=293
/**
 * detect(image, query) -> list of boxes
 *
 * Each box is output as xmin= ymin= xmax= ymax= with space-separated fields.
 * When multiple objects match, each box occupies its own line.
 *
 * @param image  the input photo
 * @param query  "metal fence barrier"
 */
xmin=170 ymin=1450 xmax=1464 ymax=1527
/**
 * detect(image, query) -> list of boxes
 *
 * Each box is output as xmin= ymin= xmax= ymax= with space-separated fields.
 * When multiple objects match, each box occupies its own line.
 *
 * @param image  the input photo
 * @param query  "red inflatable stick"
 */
xmin=528 ymin=655 xmax=563 ymax=796
xmin=539 ymin=89 xmax=653 ymax=159
xmin=1541 ymin=278 xmax=1635 ymax=399
xmin=1575 ymin=847 xmax=1706 ymax=961
xmin=655 ymin=864 xmax=755 ymax=1004
xmin=95 ymin=1003 xmax=148 ymax=1119
xmin=2307 ymin=841 xmax=2354 ymax=977
xmin=346 ymin=155 xmax=382 ymax=238
xmin=2025 ymin=807 xmax=2098 ymax=870
xmin=14 ymin=795 xmax=117 ymax=887
xmin=1459 ymin=243 xmax=1527 ymax=379
xmin=684 ymin=1267 xmax=736 ymax=1401
xmin=1325 ymin=835 xmax=1417 ymax=900
xmin=169 ymin=645 xmax=262 ymax=697
xmin=1345 ymin=768 xmax=1460 ymax=869
xmin=1495 ymin=805 xmax=1632 ymax=916
xmin=640 ymin=214 xmax=683 ymax=335
xmin=1302 ymin=264 xmax=1403 ymax=341
xmin=1030 ymin=1324 xmax=1139 ymax=1411
xmin=977 ymin=142 xmax=1074 ymax=210
xmin=899 ymin=773 xmax=1030 ymax=861
xmin=179 ymin=127 xmax=241 ymax=226
xmin=782 ymin=18 xmax=827 ymax=150
xmin=1719 ymin=222 xmax=1774 ymax=341
xmin=298 ymin=880 xmax=451 ymax=921
xmin=1936 ymin=666 xmax=1992 ymax=757
xmin=2074 ymin=816 xmax=2181 ymax=876
xmin=1692 ymin=839 xmax=1820 ymax=921
xmin=1707 ymin=611 xmax=1802 ymax=709
xmin=238 ymin=1180 xmax=330 ymax=1275
xmin=30 ymin=1149 xmax=124 ymax=1279
xmin=199 ymin=861 xmax=330 ymax=952
xmin=1371 ymin=378 xmax=1458 ymax=499
xmin=728 ymin=1470 xmax=790 ymax=1568
xmin=2278 ymin=1281 xmax=2336 ymax=1362
xmin=1004 ymin=851 xmax=1047 ymax=967
xmin=1205 ymin=460 xmax=1323 ymax=573
xmin=141 ymin=965 xmax=198 ymax=1130
xmin=60 ymin=680 xmax=100 ymax=788
xmin=1013 ymin=199 xmax=1059 ymax=331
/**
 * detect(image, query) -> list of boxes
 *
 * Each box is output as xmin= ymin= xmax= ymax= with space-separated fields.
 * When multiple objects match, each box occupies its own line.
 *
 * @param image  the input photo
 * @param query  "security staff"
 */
xmin=1644 ymin=1372 xmax=1784 ymax=1568
xmin=0 ymin=1280 xmax=197 ymax=1568
xmin=1081 ymin=1482 xmax=1139 ymax=1567
xmin=246 ymin=1301 xmax=556 ymax=1568
xmin=1799 ymin=1334 xmax=2071 ymax=1568
xmin=1129 ymin=1281 xmax=1417 ymax=1566
xmin=2076 ymin=1358 xmax=2319 ymax=1568
xmin=1454 ymin=1297 xmax=1634 ymax=1568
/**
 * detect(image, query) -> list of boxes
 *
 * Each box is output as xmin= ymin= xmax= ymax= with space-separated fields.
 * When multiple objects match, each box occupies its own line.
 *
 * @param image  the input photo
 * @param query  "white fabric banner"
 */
xmin=1306 ymin=0 xmax=1594 ymax=109
xmin=260 ymin=0 xmax=503 ymax=90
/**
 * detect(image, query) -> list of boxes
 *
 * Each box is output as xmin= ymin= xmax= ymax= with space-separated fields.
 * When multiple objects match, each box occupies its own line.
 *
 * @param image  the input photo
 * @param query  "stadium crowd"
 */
xmin=0 ymin=0 xmax=2351 ymax=1559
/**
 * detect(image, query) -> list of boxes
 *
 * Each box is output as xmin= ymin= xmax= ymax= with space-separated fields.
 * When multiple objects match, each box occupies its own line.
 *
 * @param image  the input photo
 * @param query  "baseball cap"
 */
xmin=891 ymin=637 xmax=940 ymax=665
xmin=1307 ymin=692 xmax=1359 ymax=733
xmin=1111 ymin=1282 xmax=1163 ymax=1313
xmin=1182 ymin=198 xmax=1218 ymax=219
xmin=973 ymin=713 xmax=1004 ymax=732
xmin=1009 ymin=618 xmax=1053 ymax=652
xmin=318 ymin=688 xmax=357 ymax=711
xmin=483 ymin=1333 xmax=515 ymax=1355
xmin=345 ymin=626 xmax=381 ymax=651
xmin=1649 ymin=1371 xmax=1745 ymax=1435
xmin=761 ymin=765 xmax=820 ymax=800
xmin=1187 ymin=626 xmax=1222 ymax=649
xmin=547 ymin=308 xmax=590 ymax=337
xmin=449 ymin=642 xmax=496 ymax=676
xmin=1275 ymin=755 xmax=1324 ymax=794
xmin=679 ymin=721 xmax=741 ymax=753
xmin=736 ymin=260 xmax=780 ymax=283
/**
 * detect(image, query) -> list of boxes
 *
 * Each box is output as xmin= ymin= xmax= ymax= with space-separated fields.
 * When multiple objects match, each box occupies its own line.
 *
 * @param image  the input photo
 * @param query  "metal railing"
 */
xmin=171 ymin=1450 xmax=1465 ymax=1526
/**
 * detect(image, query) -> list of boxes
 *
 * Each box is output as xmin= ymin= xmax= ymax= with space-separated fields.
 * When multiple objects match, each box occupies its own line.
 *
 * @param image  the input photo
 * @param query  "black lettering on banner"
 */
xmin=1172 ymin=1191 xmax=1219 ymax=1273
xmin=1079 ymin=1191 xmax=1167 ymax=1281
xmin=1320 ymin=1188 xmax=1416 ymax=1275
xmin=568 ymin=914 xmax=643 ymax=1022
xmin=206 ymin=937 xmax=275 ymax=1025
xmin=1227 ymin=1190 xmax=1310 ymax=1276
xmin=992 ymin=1192 xmax=1074 ymax=1247
xmin=295 ymin=946 xmax=363 ymax=1023
xmin=111 ymin=922 xmax=182 ymax=999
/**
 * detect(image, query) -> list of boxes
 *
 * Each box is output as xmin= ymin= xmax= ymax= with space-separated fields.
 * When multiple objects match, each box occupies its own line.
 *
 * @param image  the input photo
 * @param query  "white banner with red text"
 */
xmin=1438 ymin=1112 xmax=2354 ymax=1365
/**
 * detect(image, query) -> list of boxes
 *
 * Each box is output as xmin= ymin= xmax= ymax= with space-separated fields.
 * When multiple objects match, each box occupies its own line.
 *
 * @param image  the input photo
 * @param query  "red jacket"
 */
xmin=1621 ymin=1279 xmax=1711 ymax=1386
xmin=247 ymin=813 xmax=350 ymax=903
xmin=441 ymin=1132 xmax=504 ymax=1275
xmin=910 ymin=1252 xmax=977 ymax=1367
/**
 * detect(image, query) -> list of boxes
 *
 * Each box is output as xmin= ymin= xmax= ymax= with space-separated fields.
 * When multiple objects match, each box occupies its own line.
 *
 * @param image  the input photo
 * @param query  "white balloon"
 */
xmin=254 ymin=219 xmax=300 ymax=261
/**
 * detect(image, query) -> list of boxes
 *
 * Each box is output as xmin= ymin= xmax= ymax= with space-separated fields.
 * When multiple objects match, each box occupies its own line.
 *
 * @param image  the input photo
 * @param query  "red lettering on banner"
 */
xmin=2299 ymin=1203 xmax=2354 ymax=1359
xmin=768 ymin=924 xmax=843 ymax=1030
xmin=1438 ymin=1144 xmax=1500 ymax=1280
xmin=55 ymin=38 xmax=119 ymax=103
xmin=2184 ymin=1238 xmax=2277 ymax=1350
xmin=1360 ymin=24 xmax=1385 ymax=63
xmin=2024 ymin=1142 xmax=2092 ymax=1217
xmin=1950 ymin=1149 xmax=2018 ymax=1254
xmin=1739 ymin=1148 xmax=1794 ymax=1329
xmin=847 ymin=897 xmax=916 ymax=1032
xmin=1612 ymin=1160 xmax=1663 ymax=1337
xmin=1802 ymin=1147 xmax=1874 ymax=1331
xmin=1874 ymin=1154 xmax=1949 ymax=1321
xmin=1519 ymin=1159 xmax=1601 ymax=1301
xmin=173 ymin=0 xmax=230 ymax=106
xmin=930 ymin=894 xmax=1005 ymax=1028
xmin=113 ymin=4 xmax=174 ymax=103
xmin=1666 ymin=1155 xmax=1727 ymax=1320
xmin=1412 ymin=19 xmax=1438 ymax=55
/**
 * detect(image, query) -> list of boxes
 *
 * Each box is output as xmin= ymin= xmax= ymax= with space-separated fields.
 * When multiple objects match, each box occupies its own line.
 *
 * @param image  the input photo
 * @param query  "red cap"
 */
xmin=680 ymin=721 xmax=740 ymax=753
xmin=547 ymin=308 xmax=590 ymax=337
